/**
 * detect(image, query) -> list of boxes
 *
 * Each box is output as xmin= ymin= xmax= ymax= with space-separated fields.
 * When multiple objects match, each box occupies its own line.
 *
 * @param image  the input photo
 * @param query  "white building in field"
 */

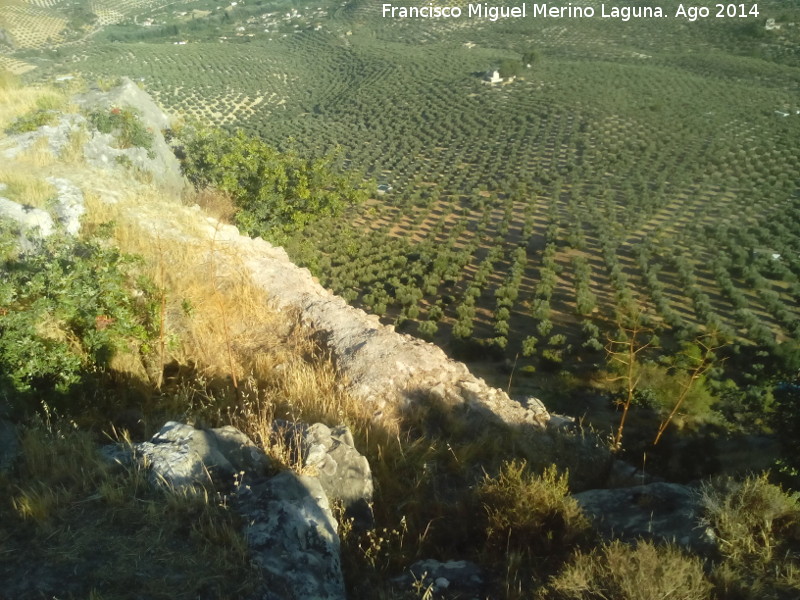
xmin=485 ymin=70 xmax=502 ymax=84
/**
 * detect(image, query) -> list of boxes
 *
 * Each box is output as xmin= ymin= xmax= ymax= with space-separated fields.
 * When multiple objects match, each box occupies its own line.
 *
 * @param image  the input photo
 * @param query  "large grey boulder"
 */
xmin=604 ymin=458 xmax=661 ymax=488
xmin=130 ymin=421 xmax=270 ymax=490
xmin=80 ymin=125 xmax=184 ymax=195
xmin=275 ymin=420 xmax=374 ymax=529
xmin=2 ymin=80 xmax=184 ymax=194
xmin=104 ymin=423 xmax=345 ymax=599
xmin=0 ymin=78 xmax=183 ymax=195
xmin=574 ymin=482 xmax=716 ymax=553
xmin=237 ymin=471 xmax=345 ymax=600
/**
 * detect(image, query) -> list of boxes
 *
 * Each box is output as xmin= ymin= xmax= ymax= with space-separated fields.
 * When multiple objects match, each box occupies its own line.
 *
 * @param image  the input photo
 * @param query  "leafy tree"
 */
xmin=452 ymin=317 xmax=474 ymax=340
xmin=653 ymin=332 xmax=725 ymax=445
xmin=576 ymin=288 xmax=597 ymax=316
xmin=179 ymin=127 xmax=371 ymax=237
xmin=498 ymin=59 xmax=523 ymax=79
xmin=537 ymin=319 xmax=553 ymax=338
xmin=66 ymin=6 xmax=98 ymax=31
xmin=417 ymin=320 xmax=438 ymax=338
xmin=521 ymin=50 xmax=539 ymax=68
xmin=522 ymin=335 xmax=538 ymax=357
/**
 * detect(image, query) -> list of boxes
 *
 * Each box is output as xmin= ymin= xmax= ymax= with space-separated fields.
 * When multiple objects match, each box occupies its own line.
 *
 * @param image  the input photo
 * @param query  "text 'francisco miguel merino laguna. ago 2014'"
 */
xmin=381 ymin=3 xmax=761 ymax=22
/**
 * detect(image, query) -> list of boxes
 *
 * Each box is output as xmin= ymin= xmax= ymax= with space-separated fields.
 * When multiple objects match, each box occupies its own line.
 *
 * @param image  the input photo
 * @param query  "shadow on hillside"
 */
xmin=0 ymin=357 xmax=252 ymax=447
xmin=397 ymin=386 xmax=613 ymax=493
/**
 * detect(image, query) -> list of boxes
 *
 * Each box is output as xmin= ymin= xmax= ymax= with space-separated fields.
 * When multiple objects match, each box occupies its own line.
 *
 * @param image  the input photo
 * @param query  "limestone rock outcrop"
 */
xmin=0 ymin=176 xmax=85 ymax=250
xmin=273 ymin=420 xmax=374 ymax=529
xmin=75 ymin=77 xmax=172 ymax=132
xmin=191 ymin=220 xmax=552 ymax=432
xmin=117 ymin=421 xmax=271 ymax=490
xmin=236 ymin=471 xmax=346 ymax=600
xmin=0 ymin=195 xmax=54 ymax=247
xmin=75 ymin=78 xmax=184 ymax=194
xmin=1 ymin=78 xmax=185 ymax=195
xmin=2 ymin=112 xmax=86 ymax=160
xmin=104 ymin=421 xmax=348 ymax=600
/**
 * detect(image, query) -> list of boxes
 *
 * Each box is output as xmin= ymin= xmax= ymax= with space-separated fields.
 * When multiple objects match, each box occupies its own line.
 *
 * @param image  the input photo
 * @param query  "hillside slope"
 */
xmin=2 ymin=73 xmax=800 ymax=600
xmin=0 ymin=75 xmax=553 ymax=428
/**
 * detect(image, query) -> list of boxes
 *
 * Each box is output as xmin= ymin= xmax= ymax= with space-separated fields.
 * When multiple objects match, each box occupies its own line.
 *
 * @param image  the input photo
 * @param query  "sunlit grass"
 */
xmin=0 ymin=70 xmax=65 ymax=132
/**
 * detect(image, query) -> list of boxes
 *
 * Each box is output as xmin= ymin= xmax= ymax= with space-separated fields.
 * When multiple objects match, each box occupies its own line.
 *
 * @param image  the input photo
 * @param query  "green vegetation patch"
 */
xmin=479 ymin=460 xmax=592 ymax=579
xmin=179 ymin=126 xmax=373 ymax=236
xmin=542 ymin=539 xmax=713 ymax=600
xmin=5 ymin=107 xmax=58 ymax=134
xmin=0 ymin=226 xmax=159 ymax=418
xmin=88 ymin=105 xmax=155 ymax=156
xmin=5 ymin=92 xmax=66 ymax=134
xmin=701 ymin=474 xmax=800 ymax=598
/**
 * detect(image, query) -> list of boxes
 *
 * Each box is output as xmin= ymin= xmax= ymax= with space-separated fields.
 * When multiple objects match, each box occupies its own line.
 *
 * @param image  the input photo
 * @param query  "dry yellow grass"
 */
xmin=543 ymin=540 xmax=713 ymax=600
xmin=78 ymin=174 xmax=398 ymax=472
xmin=81 ymin=180 xmax=369 ymax=405
xmin=3 ymin=424 xmax=260 ymax=598
xmin=14 ymin=135 xmax=56 ymax=167
xmin=0 ymin=70 xmax=65 ymax=131
xmin=0 ymin=164 xmax=56 ymax=208
xmin=189 ymin=187 xmax=237 ymax=223
xmin=60 ymin=124 xmax=89 ymax=165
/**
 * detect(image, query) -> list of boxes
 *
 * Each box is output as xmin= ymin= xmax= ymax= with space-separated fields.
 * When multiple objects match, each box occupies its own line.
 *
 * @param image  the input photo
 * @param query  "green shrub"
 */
xmin=178 ymin=126 xmax=372 ymax=236
xmin=772 ymin=384 xmax=800 ymax=485
xmin=478 ymin=461 xmax=590 ymax=561
xmin=0 ymin=227 xmax=158 ymax=415
xmin=542 ymin=540 xmax=713 ymax=600
xmin=498 ymin=59 xmax=523 ymax=79
xmin=700 ymin=474 xmax=800 ymax=599
xmin=6 ymin=108 xmax=58 ymax=134
xmin=700 ymin=474 xmax=800 ymax=564
xmin=88 ymin=106 xmax=155 ymax=156
xmin=522 ymin=335 xmax=538 ymax=357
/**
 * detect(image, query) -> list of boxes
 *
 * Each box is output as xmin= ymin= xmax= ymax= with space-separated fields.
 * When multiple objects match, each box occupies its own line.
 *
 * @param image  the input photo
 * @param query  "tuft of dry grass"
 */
xmin=0 ymin=165 xmax=56 ymax=208
xmin=61 ymin=122 xmax=89 ymax=165
xmin=1 ymin=423 xmax=260 ymax=599
xmin=699 ymin=473 xmax=800 ymax=599
xmin=15 ymin=134 xmax=56 ymax=166
xmin=190 ymin=187 xmax=237 ymax=223
xmin=542 ymin=539 xmax=713 ymax=600
xmin=700 ymin=473 xmax=800 ymax=564
xmin=0 ymin=70 xmax=64 ymax=132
